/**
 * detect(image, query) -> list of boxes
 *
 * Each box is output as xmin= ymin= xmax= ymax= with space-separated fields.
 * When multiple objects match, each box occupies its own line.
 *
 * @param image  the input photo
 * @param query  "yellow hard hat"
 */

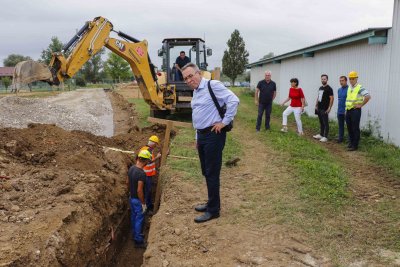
xmin=149 ymin=135 xmax=159 ymax=144
xmin=138 ymin=149 xmax=152 ymax=160
xmin=348 ymin=71 xmax=358 ymax=78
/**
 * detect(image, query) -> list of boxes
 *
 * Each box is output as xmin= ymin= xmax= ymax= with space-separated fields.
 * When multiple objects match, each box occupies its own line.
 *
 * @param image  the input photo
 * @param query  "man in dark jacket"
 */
xmin=255 ymin=70 xmax=276 ymax=131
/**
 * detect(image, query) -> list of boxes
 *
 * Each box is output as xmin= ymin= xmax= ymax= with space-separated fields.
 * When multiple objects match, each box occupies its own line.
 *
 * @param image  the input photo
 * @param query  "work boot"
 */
xmin=194 ymin=212 xmax=220 ymax=223
xmin=194 ymin=203 xmax=207 ymax=212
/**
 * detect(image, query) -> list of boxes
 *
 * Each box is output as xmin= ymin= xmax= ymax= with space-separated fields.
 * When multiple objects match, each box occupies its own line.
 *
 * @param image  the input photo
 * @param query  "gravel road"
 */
xmin=0 ymin=88 xmax=114 ymax=137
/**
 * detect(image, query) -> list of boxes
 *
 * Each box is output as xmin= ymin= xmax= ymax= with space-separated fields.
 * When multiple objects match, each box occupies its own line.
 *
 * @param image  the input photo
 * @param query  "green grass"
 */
xmin=235 ymin=88 xmax=349 ymax=211
xmin=362 ymin=137 xmax=400 ymax=178
xmin=128 ymin=98 xmax=151 ymax=128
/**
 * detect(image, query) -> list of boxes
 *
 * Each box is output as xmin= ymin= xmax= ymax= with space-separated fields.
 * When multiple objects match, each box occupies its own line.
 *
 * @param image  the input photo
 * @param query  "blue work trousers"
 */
xmin=346 ymin=108 xmax=362 ymax=149
xmin=197 ymin=130 xmax=226 ymax=215
xmin=129 ymin=198 xmax=144 ymax=243
xmin=256 ymin=102 xmax=272 ymax=130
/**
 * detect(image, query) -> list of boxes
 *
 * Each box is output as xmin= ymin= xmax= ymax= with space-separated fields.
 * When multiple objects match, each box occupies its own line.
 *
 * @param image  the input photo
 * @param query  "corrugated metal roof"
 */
xmin=0 ymin=67 xmax=14 ymax=77
xmin=247 ymin=27 xmax=391 ymax=68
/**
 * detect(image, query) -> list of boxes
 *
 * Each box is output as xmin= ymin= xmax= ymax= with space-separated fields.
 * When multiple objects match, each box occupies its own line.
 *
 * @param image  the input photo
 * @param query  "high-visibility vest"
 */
xmin=345 ymin=84 xmax=364 ymax=110
xmin=141 ymin=146 xmax=156 ymax=176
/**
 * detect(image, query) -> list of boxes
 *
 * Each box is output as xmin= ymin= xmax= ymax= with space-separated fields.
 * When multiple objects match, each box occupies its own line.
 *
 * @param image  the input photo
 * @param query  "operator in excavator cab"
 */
xmin=174 ymin=51 xmax=190 ymax=81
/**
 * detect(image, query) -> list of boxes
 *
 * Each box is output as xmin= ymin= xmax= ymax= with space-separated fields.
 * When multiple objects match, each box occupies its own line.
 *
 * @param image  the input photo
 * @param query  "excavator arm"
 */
xmin=17 ymin=16 xmax=174 ymax=110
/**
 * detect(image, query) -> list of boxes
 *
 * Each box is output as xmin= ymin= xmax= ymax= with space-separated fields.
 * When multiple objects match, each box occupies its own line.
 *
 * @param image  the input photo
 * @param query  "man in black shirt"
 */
xmin=255 ymin=70 xmax=276 ymax=131
xmin=313 ymin=74 xmax=334 ymax=142
xmin=127 ymin=149 xmax=151 ymax=248
xmin=175 ymin=51 xmax=190 ymax=81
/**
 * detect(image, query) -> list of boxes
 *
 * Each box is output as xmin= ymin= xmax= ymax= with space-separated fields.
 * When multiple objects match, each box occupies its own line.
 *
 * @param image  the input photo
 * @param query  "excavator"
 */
xmin=13 ymin=16 xmax=217 ymax=117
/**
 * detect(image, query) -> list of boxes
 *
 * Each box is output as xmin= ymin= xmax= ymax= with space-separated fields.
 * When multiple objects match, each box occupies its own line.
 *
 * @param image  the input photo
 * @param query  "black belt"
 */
xmin=347 ymin=108 xmax=360 ymax=111
xmin=197 ymin=126 xmax=213 ymax=134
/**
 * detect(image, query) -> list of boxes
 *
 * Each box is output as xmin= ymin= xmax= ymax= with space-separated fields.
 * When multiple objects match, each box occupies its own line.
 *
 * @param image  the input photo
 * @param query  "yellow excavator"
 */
xmin=13 ymin=16 xmax=217 ymax=117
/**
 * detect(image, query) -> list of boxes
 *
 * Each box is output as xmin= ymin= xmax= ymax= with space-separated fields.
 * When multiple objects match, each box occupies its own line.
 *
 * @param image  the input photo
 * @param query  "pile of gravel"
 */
xmin=0 ymin=89 xmax=114 ymax=136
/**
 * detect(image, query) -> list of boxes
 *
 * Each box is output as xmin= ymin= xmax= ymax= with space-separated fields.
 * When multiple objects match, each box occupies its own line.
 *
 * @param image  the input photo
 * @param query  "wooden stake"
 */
xmin=148 ymin=117 xmax=192 ymax=212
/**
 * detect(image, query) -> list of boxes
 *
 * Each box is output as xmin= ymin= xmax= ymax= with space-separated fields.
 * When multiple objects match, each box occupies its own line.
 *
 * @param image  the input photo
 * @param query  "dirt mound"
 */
xmin=0 ymin=91 xmax=165 ymax=266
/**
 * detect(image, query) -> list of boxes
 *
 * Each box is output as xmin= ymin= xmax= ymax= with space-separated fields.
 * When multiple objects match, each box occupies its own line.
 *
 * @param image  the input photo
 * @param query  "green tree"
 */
xmin=3 ymin=54 xmax=32 ymax=67
xmin=245 ymin=70 xmax=250 ymax=82
xmin=40 ymin=36 xmax=63 ymax=65
xmin=1 ymin=77 xmax=11 ymax=90
xmin=222 ymin=29 xmax=249 ymax=85
xmin=82 ymin=48 xmax=105 ymax=83
xmin=104 ymin=53 xmax=131 ymax=82
xmin=260 ymin=52 xmax=274 ymax=60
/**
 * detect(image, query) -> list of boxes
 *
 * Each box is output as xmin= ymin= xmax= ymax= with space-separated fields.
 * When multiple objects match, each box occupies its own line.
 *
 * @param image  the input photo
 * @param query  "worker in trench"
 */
xmin=127 ymin=149 xmax=152 ymax=248
xmin=140 ymin=135 xmax=162 ymax=215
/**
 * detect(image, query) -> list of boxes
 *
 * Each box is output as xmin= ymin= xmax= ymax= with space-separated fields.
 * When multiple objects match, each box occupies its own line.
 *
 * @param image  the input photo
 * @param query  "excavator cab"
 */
xmin=158 ymin=38 xmax=212 ymax=111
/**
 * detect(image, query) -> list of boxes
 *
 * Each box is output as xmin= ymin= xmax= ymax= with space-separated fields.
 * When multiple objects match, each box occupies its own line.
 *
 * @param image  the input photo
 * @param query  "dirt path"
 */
xmin=144 ymin=120 xmax=329 ymax=266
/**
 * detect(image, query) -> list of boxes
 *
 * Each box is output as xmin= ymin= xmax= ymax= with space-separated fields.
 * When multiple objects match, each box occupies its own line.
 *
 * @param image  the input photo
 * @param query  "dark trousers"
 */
xmin=317 ymin=109 xmax=330 ymax=137
xmin=256 ymin=102 xmax=272 ymax=130
xmin=337 ymin=113 xmax=345 ymax=141
xmin=176 ymin=69 xmax=183 ymax=81
xmin=129 ymin=198 xmax=144 ymax=243
xmin=145 ymin=175 xmax=154 ymax=211
xmin=346 ymin=108 xmax=362 ymax=149
xmin=197 ymin=130 xmax=226 ymax=215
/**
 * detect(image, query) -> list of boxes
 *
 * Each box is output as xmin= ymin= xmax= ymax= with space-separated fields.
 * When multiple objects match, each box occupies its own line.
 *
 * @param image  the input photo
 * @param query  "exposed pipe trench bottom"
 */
xmin=109 ymin=210 xmax=152 ymax=267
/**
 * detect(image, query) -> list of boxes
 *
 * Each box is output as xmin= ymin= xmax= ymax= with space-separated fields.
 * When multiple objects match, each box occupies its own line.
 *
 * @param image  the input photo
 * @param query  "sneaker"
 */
xmin=298 ymin=132 xmax=304 ymax=136
xmin=320 ymin=137 xmax=328 ymax=142
xmin=313 ymin=134 xmax=323 ymax=139
xmin=280 ymin=127 xmax=288 ymax=133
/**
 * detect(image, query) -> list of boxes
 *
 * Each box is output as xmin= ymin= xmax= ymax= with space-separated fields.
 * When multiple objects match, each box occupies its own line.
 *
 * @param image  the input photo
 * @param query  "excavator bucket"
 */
xmin=11 ymin=60 xmax=53 ymax=92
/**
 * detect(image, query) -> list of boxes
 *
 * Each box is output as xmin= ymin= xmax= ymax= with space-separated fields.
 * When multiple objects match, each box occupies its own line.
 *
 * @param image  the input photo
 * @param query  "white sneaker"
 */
xmin=320 ymin=137 xmax=328 ymax=142
xmin=280 ymin=127 xmax=288 ymax=133
xmin=313 ymin=134 xmax=323 ymax=139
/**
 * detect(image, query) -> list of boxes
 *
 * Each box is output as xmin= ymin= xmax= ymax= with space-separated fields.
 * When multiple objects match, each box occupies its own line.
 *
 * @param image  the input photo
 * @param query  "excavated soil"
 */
xmin=0 ymin=90 xmax=164 ymax=266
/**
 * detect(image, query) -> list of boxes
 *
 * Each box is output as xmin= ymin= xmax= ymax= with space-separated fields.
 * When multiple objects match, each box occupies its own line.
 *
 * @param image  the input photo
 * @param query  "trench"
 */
xmin=105 ymin=178 xmax=158 ymax=267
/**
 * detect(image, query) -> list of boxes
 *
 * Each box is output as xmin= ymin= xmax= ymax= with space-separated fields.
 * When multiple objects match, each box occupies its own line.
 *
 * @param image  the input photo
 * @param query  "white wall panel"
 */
xmin=386 ymin=0 xmax=400 ymax=145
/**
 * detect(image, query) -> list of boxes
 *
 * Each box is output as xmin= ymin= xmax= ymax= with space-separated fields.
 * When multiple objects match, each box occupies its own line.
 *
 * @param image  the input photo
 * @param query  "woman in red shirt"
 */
xmin=280 ymin=78 xmax=305 ymax=135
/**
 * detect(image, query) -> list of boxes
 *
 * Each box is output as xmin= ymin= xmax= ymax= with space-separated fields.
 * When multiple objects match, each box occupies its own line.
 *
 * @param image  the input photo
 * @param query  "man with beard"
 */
xmin=313 ymin=74 xmax=334 ymax=142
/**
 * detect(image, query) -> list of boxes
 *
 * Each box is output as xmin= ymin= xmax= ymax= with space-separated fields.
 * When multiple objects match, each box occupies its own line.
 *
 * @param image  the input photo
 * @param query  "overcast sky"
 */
xmin=0 ymin=0 xmax=395 ymax=69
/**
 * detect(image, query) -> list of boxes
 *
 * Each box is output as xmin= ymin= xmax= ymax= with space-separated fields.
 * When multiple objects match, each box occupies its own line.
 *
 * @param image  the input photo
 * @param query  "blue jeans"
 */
xmin=256 ymin=102 xmax=272 ymax=130
xmin=129 ymin=198 xmax=144 ymax=243
xmin=346 ymin=108 xmax=362 ymax=149
xmin=337 ymin=113 xmax=345 ymax=141
xmin=197 ymin=130 xmax=226 ymax=215
xmin=176 ymin=69 xmax=183 ymax=81
xmin=145 ymin=175 xmax=154 ymax=211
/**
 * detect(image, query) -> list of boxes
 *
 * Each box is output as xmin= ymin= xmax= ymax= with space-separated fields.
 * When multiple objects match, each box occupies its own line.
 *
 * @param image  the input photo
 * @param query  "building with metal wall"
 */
xmin=247 ymin=0 xmax=400 ymax=146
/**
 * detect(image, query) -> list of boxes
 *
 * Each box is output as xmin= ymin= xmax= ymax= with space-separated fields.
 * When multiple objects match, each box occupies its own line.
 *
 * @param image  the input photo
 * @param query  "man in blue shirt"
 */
xmin=182 ymin=63 xmax=239 ymax=223
xmin=337 ymin=76 xmax=348 ymax=143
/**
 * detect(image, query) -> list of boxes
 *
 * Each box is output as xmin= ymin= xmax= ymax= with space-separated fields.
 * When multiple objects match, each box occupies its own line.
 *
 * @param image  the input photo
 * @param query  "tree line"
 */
xmin=3 ymin=30 xmax=252 ymax=88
